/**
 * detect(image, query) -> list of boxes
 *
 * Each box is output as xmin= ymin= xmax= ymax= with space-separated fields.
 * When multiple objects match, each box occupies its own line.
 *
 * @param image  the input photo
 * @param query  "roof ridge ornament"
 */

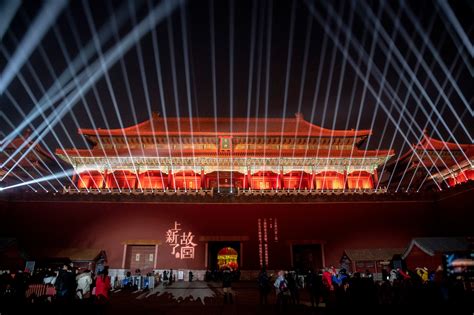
xmin=23 ymin=128 xmax=32 ymax=139
xmin=294 ymin=112 xmax=304 ymax=120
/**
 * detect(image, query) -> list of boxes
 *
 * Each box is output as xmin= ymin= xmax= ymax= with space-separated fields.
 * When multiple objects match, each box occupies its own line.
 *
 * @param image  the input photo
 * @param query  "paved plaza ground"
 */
xmin=1 ymin=281 xmax=322 ymax=315
xmin=108 ymin=281 xmax=317 ymax=314
xmin=1 ymin=280 xmax=471 ymax=315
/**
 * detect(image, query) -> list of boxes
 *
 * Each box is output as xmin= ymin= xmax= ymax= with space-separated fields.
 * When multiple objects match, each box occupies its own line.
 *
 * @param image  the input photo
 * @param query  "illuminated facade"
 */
xmin=56 ymin=113 xmax=394 ymax=191
xmin=1 ymin=131 xmax=55 ymax=188
xmin=388 ymin=132 xmax=474 ymax=190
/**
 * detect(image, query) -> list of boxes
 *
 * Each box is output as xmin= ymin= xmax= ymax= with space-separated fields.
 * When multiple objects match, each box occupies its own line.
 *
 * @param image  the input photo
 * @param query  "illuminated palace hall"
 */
xmin=58 ymin=114 xmax=392 ymax=191
xmin=0 ymin=0 xmax=473 ymax=313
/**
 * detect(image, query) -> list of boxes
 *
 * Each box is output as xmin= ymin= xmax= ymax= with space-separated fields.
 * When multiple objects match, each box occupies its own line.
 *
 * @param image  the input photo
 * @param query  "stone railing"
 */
xmin=2 ymin=180 xmax=471 ymax=203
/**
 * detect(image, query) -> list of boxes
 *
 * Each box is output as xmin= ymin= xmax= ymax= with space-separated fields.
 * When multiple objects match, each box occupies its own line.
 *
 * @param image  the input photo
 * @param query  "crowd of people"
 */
xmin=1 ymin=262 xmax=472 ymax=313
xmin=0 ymin=263 xmax=111 ymax=307
xmin=256 ymin=266 xmax=473 ymax=311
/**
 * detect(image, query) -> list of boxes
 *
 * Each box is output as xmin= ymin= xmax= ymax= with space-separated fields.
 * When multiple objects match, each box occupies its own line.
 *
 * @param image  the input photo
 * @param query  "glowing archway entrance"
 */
xmin=217 ymin=247 xmax=239 ymax=270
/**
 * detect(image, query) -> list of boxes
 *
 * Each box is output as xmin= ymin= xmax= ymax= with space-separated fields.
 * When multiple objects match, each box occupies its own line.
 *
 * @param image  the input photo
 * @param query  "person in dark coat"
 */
xmin=12 ymin=270 xmax=27 ymax=304
xmin=287 ymin=271 xmax=300 ymax=305
xmin=257 ymin=269 xmax=270 ymax=304
xmin=306 ymin=269 xmax=322 ymax=308
xmin=169 ymin=269 xmax=173 ymax=285
xmin=55 ymin=264 xmax=76 ymax=302
xmin=222 ymin=267 xmax=234 ymax=304
xmin=162 ymin=270 xmax=168 ymax=286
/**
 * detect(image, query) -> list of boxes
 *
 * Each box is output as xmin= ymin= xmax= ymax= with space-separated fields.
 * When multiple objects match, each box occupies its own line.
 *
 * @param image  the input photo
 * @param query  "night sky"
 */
xmin=1 ymin=0 xmax=473 ymax=159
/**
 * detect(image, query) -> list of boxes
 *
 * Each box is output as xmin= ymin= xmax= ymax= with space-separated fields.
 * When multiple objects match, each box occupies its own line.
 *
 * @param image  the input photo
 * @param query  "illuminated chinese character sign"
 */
xmin=257 ymin=218 xmax=279 ymax=267
xmin=165 ymin=221 xmax=197 ymax=259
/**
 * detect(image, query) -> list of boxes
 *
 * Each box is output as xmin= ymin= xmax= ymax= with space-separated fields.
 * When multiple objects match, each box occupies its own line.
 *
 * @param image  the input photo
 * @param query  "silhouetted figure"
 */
xmin=307 ymin=269 xmax=322 ymax=308
xmin=169 ymin=269 xmax=173 ymax=285
xmin=205 ymin=270 xmax=211 ymax=282
xmin=287 ymin=271 xmax=300 ymax=305
xmin=222 ymin=267 xmax=234 ymax=304
xmin=12 ymin=270 xmax=27 ymax=304
xmin=55 ymin=264 xmax=76 ymax=302
xmin=162 ymin=270 xmax=168 ymax=282
xmin=123 ymin=271 xmax=132 ymax=289
xmin=257 ymin=269 xmax=270 ymax=304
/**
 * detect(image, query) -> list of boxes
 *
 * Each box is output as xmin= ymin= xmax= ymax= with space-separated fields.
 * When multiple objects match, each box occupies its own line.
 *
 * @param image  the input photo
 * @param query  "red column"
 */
xmin=343 ymin=169 xmax=348 ymax=190
xmin=247 ymin=169 xmax=252 ymax=189
xmin=372 ymin=169 xmax=379 ymax=189
xmin=201 ymin=169 xmax=206 ymax=189
xmin=102 ymin=169 xmax=108 ymax=189
xmin=134 ymin=169 xmax=140 ymax=190
xmin=280 ymin=169 xmax=284 ymax=189
xmin=310 ymin=170 xmax=315 ymax=190
xmin=72 ymin=171 xmax=77 ymax=188
xmin=168 ymin=169 xmax=174 ymax=189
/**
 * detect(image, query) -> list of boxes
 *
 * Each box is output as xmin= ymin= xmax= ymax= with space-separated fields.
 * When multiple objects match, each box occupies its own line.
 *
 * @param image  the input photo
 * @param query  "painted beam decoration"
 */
xmin=165 ymin=221 xmax=197 ymax=259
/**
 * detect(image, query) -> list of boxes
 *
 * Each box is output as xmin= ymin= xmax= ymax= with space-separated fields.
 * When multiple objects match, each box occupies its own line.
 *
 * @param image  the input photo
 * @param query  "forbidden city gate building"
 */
xmin=56 ymin=113 xmax=394 ymax=191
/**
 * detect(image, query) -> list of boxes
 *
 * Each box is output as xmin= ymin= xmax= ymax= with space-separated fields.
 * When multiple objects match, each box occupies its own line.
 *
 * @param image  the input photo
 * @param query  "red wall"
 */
xmin=1 ymin=190 xmax=472 ymax=271
xmin=404 ymin=246 xmax=442 ymax=271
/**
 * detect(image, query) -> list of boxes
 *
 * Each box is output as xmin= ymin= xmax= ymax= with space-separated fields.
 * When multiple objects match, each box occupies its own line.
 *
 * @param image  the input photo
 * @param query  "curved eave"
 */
xmin=78 ymin=129 xmax=372 ymax=138
xmin=416 ymin=134 xmax=474 ymax=152
xmin=432 ymin=159 xmax=474 ymax=179
xmin=56 ymin=148 xmax=393 ymax=159
xmin=7 ymin=138 xmax=55 ymax=162
xmin=77 ymin=115 xmax=372 ymax=138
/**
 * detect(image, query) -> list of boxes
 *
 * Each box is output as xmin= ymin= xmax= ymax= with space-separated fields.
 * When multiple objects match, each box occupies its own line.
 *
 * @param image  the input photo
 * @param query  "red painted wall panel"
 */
xmin=1 ymin=191 xmax=472 ymax=271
